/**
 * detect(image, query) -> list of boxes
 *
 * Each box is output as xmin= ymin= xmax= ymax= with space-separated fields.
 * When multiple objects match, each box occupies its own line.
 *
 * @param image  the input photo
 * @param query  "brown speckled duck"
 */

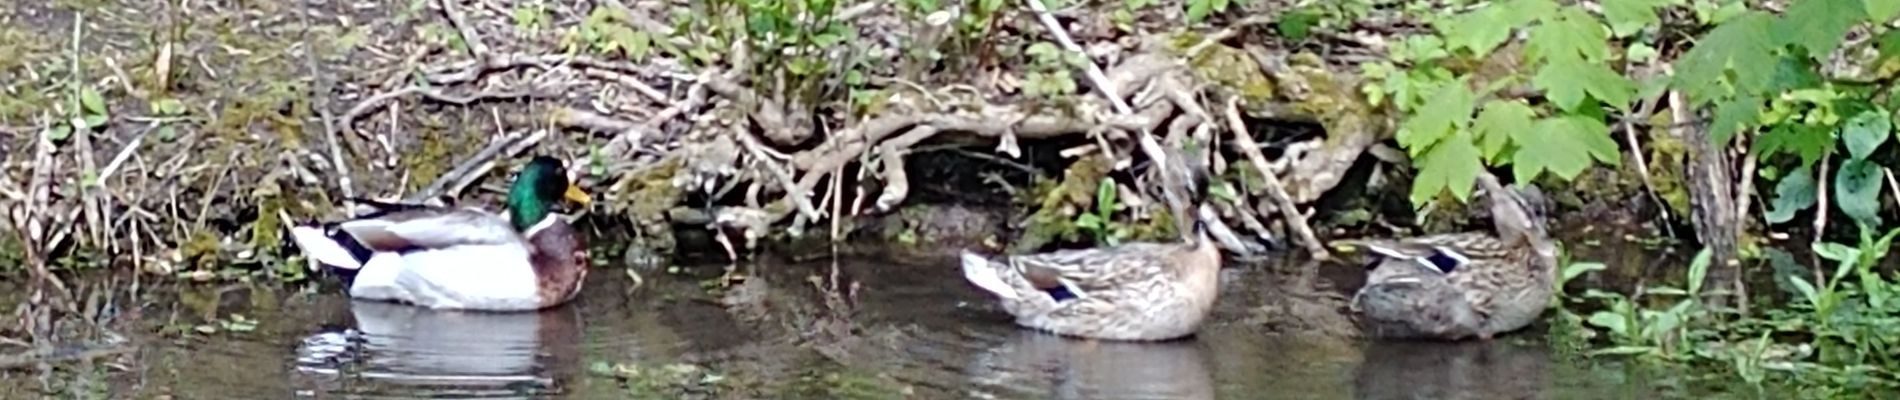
xmin=1334 ymin=172 xmax=1556 ymax=340
xmin=958 ymin=151 xmax=1221 ymax=341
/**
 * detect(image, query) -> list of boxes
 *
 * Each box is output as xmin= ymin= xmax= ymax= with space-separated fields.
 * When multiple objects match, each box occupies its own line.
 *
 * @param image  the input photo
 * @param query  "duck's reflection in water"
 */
xmin=1352 ymin=340 xmax=1553 ymax=400
xmin=964 ymin=330 xmax=1215 ymax=400
xmin=292 ymin=300 xmax=583 ymax=398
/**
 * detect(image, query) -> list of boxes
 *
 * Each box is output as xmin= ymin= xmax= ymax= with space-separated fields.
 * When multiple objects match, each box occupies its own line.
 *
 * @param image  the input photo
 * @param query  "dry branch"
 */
xmin=1223 ymin=98 xmax=1330 ymax=259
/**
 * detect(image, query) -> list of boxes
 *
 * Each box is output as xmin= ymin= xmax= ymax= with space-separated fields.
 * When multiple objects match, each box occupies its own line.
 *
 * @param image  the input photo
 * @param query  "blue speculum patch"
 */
xmin=1424 ymin=251 xmax=1462 ymax=273
xmin=1043 ymin=286 xmax=1078 ymax=301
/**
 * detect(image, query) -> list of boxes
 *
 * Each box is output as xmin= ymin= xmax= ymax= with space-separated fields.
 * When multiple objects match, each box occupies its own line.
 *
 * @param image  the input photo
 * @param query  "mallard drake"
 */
xmin=958 ymin=153 xmax=1221 ymax=341
xmin=288 ymin=156 xmax=595 ymax=311
xmin=1335 ymin=172 xmax=1557 ymax=340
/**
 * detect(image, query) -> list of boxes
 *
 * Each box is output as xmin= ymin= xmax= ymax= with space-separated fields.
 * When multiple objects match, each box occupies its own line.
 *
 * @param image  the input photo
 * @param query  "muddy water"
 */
xmin=2 ymin=251 xmax=1764 ymax=399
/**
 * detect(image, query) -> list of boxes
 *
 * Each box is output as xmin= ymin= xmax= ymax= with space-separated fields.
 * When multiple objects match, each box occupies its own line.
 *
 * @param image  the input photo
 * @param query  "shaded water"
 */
xmin=2 ymin=250 xmax=1766 ymax=399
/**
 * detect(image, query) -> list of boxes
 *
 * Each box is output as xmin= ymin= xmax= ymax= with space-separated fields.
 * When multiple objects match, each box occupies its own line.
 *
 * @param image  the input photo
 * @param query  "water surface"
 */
xmin=0 ymin=252 xmax=1768 ymax=399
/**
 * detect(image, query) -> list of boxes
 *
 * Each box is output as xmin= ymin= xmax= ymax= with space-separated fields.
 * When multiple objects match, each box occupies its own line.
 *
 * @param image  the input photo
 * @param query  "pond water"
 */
xmin=0 ymin=250 xmax=1772 ymax=399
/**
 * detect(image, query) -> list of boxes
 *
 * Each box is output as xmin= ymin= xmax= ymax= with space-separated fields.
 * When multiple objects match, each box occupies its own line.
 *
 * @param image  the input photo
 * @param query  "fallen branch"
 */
xmin=404 ymin=130 xmax=548 ymax=203
xmin=1224 ymin=97 xmax=1330 ymax=260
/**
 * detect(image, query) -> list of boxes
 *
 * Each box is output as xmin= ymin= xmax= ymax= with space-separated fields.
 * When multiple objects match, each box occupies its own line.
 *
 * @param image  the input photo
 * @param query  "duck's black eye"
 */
xmin=1424 ymin=251 xmax=1462 ymax=273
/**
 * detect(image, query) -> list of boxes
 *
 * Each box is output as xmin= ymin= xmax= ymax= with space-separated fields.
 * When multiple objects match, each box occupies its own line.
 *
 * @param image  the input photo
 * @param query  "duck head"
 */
xmin=508 ymin=156 xmax=594 ymax=231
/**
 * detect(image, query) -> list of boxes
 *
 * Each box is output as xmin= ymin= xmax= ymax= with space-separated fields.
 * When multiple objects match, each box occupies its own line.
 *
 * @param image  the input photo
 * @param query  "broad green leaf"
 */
xmin=79 ymin=86 xmax=107 ymax=115
xmin=1511 ymin=114 xmax=1621 ymax=181
xmin=1502 ymin=0 xmax=1559 ymax=24
xmin=1473 ymin=100 xmax=1536 ymax=161
xmin=46 ymin=124 xmax=72 ymax=141
xmin=1710 ymin=93 xmax=1763 ymax=144
xmin=1561 ymin=262 xmax=1608 ymax=283
xmin=1626 ymin=42 xmax=1659 ymax=63
xmin=1277 ymin=11 xmax=1319 ymax=41
xmin=1533 ymin=52 xmax=1636 ymax=111
xmin=1674 ymin=12 xmax=1776 ymax=105
xmin=1398 ymin=80 xmax=1475 ymax=153
xmin=83 ymin=114 xmax=108 ymax=129
xmin=1789 ymin=275 xmax=1821 ymax=309
xmin=1526 ymin=7 xmax=1610 ymax=64
xmin=1437 ymin=6 xmax=1516 ymax=56
xmin=1834 ymin=158 xmax=1885 ymax=227
xmin=1586 ymin=311 xmax=1630 ymax=334
xmin=1752 ymin=123 xmax=1832 ymax=167
xmin=1879 ymin=30 xmax=1900 ymax=65
xmin=1842 ymin=109 xmax=1892 ymax=161
xmin=1410 ymin=131 xmax=1484 ymax=206
xmin=1603 ymin=0 xmax=1665 ymax=37
xmin=1871 ymin=0 xmax=1900 ymax=22
xmin=1764 ymin=54 xmax=1824 ymax=94
xmin=1186 ymin=0 xmax=1213 ymax=23
xmin=1765 ymin=165 xmax=1817 ymax=224
xmin=1773 ymin=0 xmax=1866 ymax=60
xmin=156 ymin=125 xmax=177 ymax=142
xmin=1813 ymin=241 xmax=1858 ymax=262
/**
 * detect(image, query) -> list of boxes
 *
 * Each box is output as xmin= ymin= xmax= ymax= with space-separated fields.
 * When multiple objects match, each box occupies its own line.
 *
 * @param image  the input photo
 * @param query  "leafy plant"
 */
xmin=1022 ymin=42 xmax=1085 ymax=101
xmin=1074 ymin=179 xmax=1132 ymax=245
xmin=46 ymin=85 xmax=109 ymax=141
xmin=1583 ymin=248 xmax=1714 ymax=358
xmin=1365 ymin=0 xmax=1628 ymax=207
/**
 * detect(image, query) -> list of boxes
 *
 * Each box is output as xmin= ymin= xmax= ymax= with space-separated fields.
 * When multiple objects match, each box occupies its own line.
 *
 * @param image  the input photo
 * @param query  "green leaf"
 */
xmin=156 ymin=125 xmax=177 ymax=142
xmin=1276 ymin=11 xmax=1319 ymax=41
xmin=1586 ymin=311 xmax=1630 ymax=334
xmin=1879 ymin=30 xmax=1900 ymax=65
xmin=1764 ymin=54 xmax=1825 ymax=94
xmin=1674 ymin=12 xmax=1776 ymax=105
xmin=1773 ymin=0 xmax=1866 ymax=60
xmin=1789 ymin=275 xmax=1821 ymax=308
xmin=46 ymin=124 xmax=72 ymax=141
xmin=83 ymin=114 xmax=108 ymax=129
xmin=151 ymin=98 xmax=186 ymax=116
xmin=1871 ymin=0 xmax=1900 ymax=21
xmin=1687 ymin=248 xmax=1711 ymax=296
xmin=1842 ymin=109 xmax=1892 ymax=161
xmin=1834 ymin=158 xmax=1886 ymax=227
xmin=1709 ymin=92 xmax=1762 ymax=144
xmin=1473 ymin=100 xmax=1536 ymax=162
xmin=1561 ymin=262 xmax=1608 ymax=284
xmin=1436 ymin=6 xmax=1516 ymax=56
xmin=1186 ymin=0 xmax=1213 ymax=23
xmin=1752 ymin=123 xmax=1832 ymax=167
xmin=1511 ymin=114 xmax=1621 ymax=181
xmin=1602 ymin=0 xmax=1665 ymax=38
xmin=1410 ymin=131 xmax=1484 ymax=206
xmin=1765 ymin=165 xmax=1817 ymax=224
xmin=1398 ymin=80 xmax=1475 ymax=153
xmin=1533 ymin=52 xmax=1635 ymax=111
xmin=79 ymin=86 xmax=107 ymax=115
xmin=1525 ymin=7 xmax=1609 ymax=64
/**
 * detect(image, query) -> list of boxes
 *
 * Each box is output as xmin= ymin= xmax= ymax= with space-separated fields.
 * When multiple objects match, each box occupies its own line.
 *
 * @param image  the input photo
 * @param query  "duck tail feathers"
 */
xmin=289 ymin=225 xmax=366 ymax=271
xmin=960 ymin=251 xmax=1019 ymax=300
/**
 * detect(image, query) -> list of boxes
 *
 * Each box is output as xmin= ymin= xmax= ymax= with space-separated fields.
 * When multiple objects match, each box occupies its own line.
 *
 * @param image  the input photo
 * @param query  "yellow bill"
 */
xmin=564 ymin=183 xmax=593 ymax=207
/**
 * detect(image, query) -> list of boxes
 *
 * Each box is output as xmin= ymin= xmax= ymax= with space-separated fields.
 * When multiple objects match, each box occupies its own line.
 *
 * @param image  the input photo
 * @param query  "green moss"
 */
xmin=612 ymin=156 xmax=685 ymax=254
xmin=1181 ymin=42 xmax=1277 ymax=105
xmin=1013 ymin=154 xmax=1111 ymax=252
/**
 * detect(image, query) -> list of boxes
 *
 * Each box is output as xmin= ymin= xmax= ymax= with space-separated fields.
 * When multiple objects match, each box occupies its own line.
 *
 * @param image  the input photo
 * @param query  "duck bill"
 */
xmin=564 ymin=184 xmax=593 ymax=207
